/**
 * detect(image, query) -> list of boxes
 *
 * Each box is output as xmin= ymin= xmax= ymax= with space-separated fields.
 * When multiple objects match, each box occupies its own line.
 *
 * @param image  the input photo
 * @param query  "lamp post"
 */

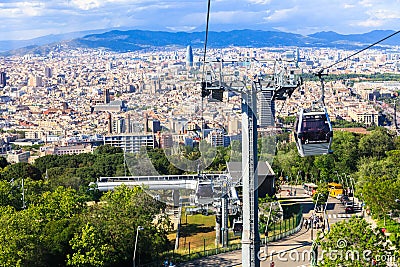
xmin=349 ymin=177 xmax=355 ymax=207
xmin=311 ymin=193 xmax=321 ymax=241
xmin=133 ymin=226 xmax=144 ymax=267
xmin=342 ymin=173 xmax=349 ymax=193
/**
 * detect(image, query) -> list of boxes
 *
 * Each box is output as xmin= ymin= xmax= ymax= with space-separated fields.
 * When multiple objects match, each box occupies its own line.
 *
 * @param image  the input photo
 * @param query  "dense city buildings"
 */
xmin=0 ymin=45 xmax=399 ymax=160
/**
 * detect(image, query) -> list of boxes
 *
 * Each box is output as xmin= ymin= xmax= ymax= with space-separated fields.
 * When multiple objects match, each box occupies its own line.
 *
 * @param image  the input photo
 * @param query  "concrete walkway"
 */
xmin=179 ymin=227 xmax=313 ymax=267
xmin=179 ymin=187 xmax=375 ymax=267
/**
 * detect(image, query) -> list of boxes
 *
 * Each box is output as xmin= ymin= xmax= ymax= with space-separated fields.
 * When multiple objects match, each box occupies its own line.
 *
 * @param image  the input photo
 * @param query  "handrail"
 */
xmin=98 ymin=173 xmax=227 ymax=182
xmin=138 ymin=212 xmax=304 ymax=266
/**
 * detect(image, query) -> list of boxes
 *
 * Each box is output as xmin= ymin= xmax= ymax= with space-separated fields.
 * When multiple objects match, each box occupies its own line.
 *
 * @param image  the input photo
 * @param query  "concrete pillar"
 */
xmin=173 ymin=189 xmax=180 ymax=207
xmin=222 ymin=195 xmax=229 ymax=247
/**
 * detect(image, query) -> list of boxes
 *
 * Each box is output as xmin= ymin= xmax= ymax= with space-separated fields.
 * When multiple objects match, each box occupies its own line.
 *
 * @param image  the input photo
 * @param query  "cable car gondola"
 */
xmin=232 ymin=219 xmax=243 ymax=236
xmin=294 ymin=75 xmax=333 ymax=157
xmin=195 ymin=180 xmax=215 ymax=204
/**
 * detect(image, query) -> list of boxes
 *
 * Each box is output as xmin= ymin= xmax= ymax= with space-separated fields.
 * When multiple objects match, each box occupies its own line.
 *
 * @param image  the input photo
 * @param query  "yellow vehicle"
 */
xmin=328 ymin=182 xmax=344 ymax=197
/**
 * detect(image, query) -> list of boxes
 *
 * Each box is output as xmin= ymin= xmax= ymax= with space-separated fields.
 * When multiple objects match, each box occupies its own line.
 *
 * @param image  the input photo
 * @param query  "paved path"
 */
xmin=179 ymin=185 xmax=366 ymax=267
xmin=179 ymin=228 xmax=313 ymax=267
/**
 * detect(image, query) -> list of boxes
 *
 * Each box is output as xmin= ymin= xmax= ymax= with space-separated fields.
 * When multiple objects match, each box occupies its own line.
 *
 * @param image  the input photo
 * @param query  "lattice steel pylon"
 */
xmin=201 ymin=60 xmax=301 ymax=267
xmin=241 ymin=80 xmax=260 ymax=267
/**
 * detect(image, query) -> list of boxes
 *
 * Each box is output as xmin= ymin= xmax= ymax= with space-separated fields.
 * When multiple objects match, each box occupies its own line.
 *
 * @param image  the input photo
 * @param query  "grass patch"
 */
xmin=168 ymin=209 xmax=241 ymax=255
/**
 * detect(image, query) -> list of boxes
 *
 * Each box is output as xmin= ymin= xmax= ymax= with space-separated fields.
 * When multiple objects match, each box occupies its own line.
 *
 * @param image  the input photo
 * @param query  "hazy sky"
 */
xmin=1 ymin=0 xmax=399 ymax=40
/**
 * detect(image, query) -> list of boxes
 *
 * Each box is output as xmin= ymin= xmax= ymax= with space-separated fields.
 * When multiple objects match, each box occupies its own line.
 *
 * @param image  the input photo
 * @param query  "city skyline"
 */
xmin=0 ymin=0 xmax=399 ymax=41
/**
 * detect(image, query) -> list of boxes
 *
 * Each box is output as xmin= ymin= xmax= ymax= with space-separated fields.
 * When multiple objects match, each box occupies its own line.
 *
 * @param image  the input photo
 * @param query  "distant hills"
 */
xmin=0 ymin=29 xmax=110 ymax=53
xmin=1 ymin=29 xmax=399 ymax=56
xmin=309 ymin=30 xmax=400 ymax=46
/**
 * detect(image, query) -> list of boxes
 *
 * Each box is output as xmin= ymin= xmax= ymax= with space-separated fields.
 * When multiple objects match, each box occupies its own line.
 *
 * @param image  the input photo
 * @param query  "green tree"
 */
xmin=93 ymin=154 xmax=124 ymax=177
xmin=312 ymin=183 xmax=329 ymax=206
xmin=34 ymin=153 xmax=97 ymax=174
xmin=330 ymin=130 xmax=360 ymax=173
xmin=0 ymin=206 xmax=43 ymax=267
xmin=146 ymin=148 xmax=170 ymax=175
xmin=94 ymin=145 xmax=123 ymax=155
xmin=41 ymin=218 xmax=81 ymax=267
xmin=77 ymin=185 xmax=171 ymax=266
xmin=0 ymin=156 xmax=9 ymax=169
xmin=1 ymin=162 xmax=42 ymax=181
xmin=33 ymin=155 xmax=62 ymax=174
xmin=273 ymin=142 xmax=317 ymax=182
xmin=394 ymin=135 xmax=400 ymax=150
xmin=0 ymin=178 xmax=50 ymax=210
xmin=67 ymin=223 xmax=111 ymax=267
xmin=207 ymin=146 xmax=230 ymax=172
xmin=0 ymin=180 xmax=20 ymax=208
xmin=0 ymin=186 xmax=86 ymax=267
xmin=318 ymin=217 xmax=391 ymax=266
xmin=314 ymin=155 xmax=335 ymax=182
xmin=34 ymin=186 xmax=85 ymax=222
xmin=358 ymin=127 xmax=395 ymax=159
xmin=357 ymin=150 xmax=400 ymax=219
xmin=259 ymin=196 xmax=282 ymax=233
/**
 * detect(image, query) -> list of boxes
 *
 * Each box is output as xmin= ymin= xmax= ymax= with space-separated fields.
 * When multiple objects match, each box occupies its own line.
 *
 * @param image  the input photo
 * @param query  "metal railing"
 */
xmin=138 ymin=211 xmax=303 ymax=267
xmin=262 ymin=211 xmax=303 ymax=244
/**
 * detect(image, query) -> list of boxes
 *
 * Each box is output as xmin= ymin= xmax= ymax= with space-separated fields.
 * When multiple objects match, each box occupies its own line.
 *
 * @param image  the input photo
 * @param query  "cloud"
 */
xmin=343 ymin=4 xmax=355 ymax=8
xmin=70 ymin=0 xmax=101 ymax=10
xmin=247 ymin=0 xmax=273 ymax=4
xmin=212 ymin=11 xmax=265 ymax=24
xmin=0 ymin=2 xmax=45 ymax=18
xmin=264 ymin=7 xmax=297 ymax=22
xmin=372 ymin=9 xmax=400 ymax=19
xmin=0 ymin=0 xmax=398 ymax=41
xmin=357 ymin=19 xmax=384 ymax=27
xmin=358 ymin=0 xmax=374 ymax=7
xmin=166 ymin=26 xmax=197 ymax=31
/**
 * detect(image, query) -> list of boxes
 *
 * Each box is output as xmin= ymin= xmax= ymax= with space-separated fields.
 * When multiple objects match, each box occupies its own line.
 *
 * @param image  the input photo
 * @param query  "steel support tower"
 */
xmin=241 ymin=81 xmax=260 ymax=267
xmin=202 ymin=60 xmax=301 ymax=267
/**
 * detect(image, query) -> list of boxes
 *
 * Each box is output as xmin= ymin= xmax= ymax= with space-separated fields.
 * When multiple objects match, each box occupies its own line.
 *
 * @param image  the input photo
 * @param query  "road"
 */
xmin=179 ymin=185 xmax=363 ymax=267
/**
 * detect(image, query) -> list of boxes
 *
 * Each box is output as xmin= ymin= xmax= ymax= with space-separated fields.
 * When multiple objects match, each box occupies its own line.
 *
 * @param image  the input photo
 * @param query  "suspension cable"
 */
xmin=317 ymin=30 xmax=400 ymax=76
xmin=202 ymin=0 xmax=211 ymax=82
xmin=201 ymin=0 xmax=211 ymax=142
xmin=313 ymin=30 xmax=400 ymax=107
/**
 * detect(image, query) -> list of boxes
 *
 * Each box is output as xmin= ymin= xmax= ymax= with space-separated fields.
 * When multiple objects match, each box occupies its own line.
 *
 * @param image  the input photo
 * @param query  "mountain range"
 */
xmin=1 ymin=29 xmax=399 ymax=56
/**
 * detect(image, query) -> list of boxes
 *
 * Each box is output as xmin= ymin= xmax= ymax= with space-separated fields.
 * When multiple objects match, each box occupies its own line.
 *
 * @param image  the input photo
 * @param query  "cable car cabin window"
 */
xmin=233 ymin=221 xmax=243 ymax=236
xmin=196 ymin=183 xmax=214 ymax=198
xmin=300 ymin=114 xmax=330 ymax=144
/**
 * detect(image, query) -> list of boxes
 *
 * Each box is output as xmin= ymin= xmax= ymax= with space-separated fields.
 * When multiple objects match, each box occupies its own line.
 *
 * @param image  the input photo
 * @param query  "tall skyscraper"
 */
xmin=28 ymin=75 xmax=43 ymax=87
xmin=257 ymin=88 xmax=275 ymax=128
xmin=144 ymin=114 xmax=149 ymax=133
xmin=112 ymin=117 xmax=126 ymax=134
xmin=125 ymin=113 xmax=131 ymax=133
xmin=150 ymin=77 xmax=161 ymax=94
xmin=0 ymin=72 xmax=6 ymax=88
xmin=151 ymin=120 xmax=161 ymax=133
xmin=107 ymin=113 xmax=112 ymax=134
xmin=186 ymin=45 xmax=193 ymax=67
xmin=104 ymin=89 xmax=110 ymax=104
xmin=295 ymin=47 xmax=300 ymax=67
xmin=44 ymin=67 xmax=52 ymax=78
